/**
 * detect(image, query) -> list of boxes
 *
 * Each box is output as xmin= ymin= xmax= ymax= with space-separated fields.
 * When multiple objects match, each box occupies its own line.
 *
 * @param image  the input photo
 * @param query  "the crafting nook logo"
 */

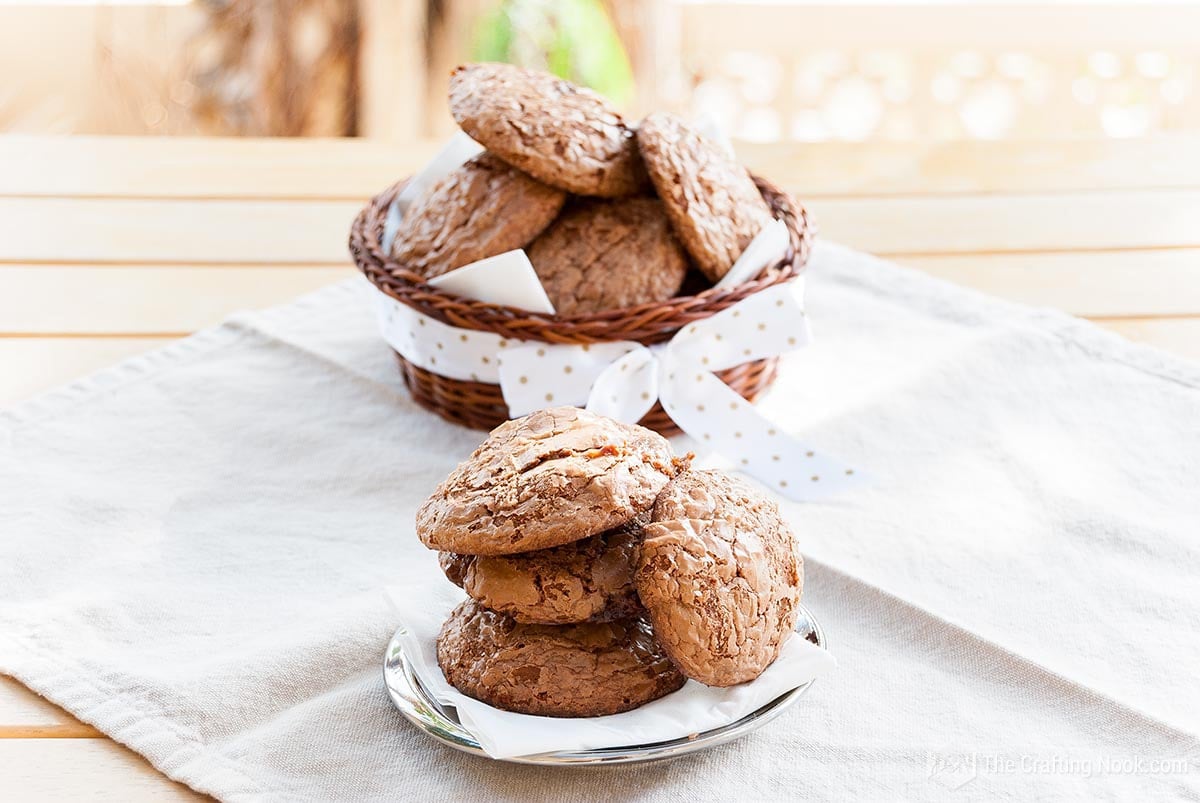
xmin=926 ymin=750 xmax=1195 ymax=790
xmin=926 ymin=752 xmax=978 ymax=790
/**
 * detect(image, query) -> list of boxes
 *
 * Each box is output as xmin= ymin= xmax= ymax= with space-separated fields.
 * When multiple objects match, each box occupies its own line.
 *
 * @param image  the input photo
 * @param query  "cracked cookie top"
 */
xmin=635 ymin=469 xmax=804 ymax=686
xmin=527 ymin=198 xmax=688 ymax=315
xmin=436 ymin=599 xmax=685 ymax=717
xmin=438 ymin=516 xmax=645 ymax=624
xmin=390 ymin=152 xmax=566 ymax=278
xmin=448 ymin=63 xmax=648 ymax=198
xmin=636 ymin=112 xmax=775 ymax=282
xmin=416 ymin=406 xmax=680 ymax=555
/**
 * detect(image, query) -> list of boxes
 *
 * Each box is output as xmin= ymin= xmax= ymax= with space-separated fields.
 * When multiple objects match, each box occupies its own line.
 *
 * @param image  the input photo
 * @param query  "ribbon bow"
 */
xmin=373 ymin=278 xmax=862 ymax=501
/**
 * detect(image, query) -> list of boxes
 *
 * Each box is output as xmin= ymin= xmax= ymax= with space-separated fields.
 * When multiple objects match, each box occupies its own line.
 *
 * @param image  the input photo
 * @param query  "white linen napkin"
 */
xmin=1 ymin=242 xmax=1198 ymax=802
xmin=383 ymin=576 xmax=835 ymax=759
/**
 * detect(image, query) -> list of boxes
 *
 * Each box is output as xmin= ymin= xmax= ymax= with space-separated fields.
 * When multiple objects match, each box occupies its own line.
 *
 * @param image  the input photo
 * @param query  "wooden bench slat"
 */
xmin=0 ymin=338 xmax=171 ymax=406
xmin=0 ymin=738 xmax=207 ymax=801
xmin=0 ymin=265 xmax=353 ymax=334
xmin=0 ymin=678 xmax=96 ymax=737
xmin=810 ymin=190 xmax=1200 ymax=255
xmin=895 ymin=249 xmax=1200 ymax=318
xmin=3 ymin=192 xmax=1200 ymax=266
xmin=0 ymin=136 xmax=434 ymax=201
xmin=1 ymin=253 xmax=1198 ymax=339
xmin=5 ymin=136 xmax=1200 ymax=200
xmin=0 ymin=198 xmax=361 ymax=264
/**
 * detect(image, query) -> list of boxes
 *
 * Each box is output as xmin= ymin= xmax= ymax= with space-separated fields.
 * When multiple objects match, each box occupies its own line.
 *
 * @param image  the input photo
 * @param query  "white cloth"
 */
xmin=383 ymin=580 xmax=835 ymax=759
xmin=1 ymin=242 xmax=1198 ymax=801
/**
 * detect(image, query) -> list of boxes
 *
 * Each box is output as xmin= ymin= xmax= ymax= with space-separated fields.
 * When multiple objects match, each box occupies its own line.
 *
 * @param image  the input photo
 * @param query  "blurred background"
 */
xmin=3 ymin=0 xmax=1199 ymax=143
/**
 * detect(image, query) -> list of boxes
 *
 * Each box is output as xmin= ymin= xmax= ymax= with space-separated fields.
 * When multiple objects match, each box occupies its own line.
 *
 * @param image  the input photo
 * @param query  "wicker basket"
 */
xmin=349 ymin=175 xmax=813 ymax=435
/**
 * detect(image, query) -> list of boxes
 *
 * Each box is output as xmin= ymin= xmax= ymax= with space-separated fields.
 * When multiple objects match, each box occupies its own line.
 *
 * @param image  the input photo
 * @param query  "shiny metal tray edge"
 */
xmin=383 ymin=604 xmax=827 ymax=766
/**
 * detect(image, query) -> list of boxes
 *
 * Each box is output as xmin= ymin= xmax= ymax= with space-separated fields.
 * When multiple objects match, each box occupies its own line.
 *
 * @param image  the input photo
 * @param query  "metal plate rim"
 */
xmin=383 ymin=603 xmax=827 ymax=765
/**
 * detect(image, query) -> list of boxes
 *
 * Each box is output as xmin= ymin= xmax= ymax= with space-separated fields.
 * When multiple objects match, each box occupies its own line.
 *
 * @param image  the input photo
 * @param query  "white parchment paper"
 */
xmin=384 ymin=578 xmax=836 ymax=759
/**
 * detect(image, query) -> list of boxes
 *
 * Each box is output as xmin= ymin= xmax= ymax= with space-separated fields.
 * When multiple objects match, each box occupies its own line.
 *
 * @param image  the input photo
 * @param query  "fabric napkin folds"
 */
xmin=2 ymin=242 xmax=1199 ymax=802
xmin=383 ymin=579 xmax=835 ymax=759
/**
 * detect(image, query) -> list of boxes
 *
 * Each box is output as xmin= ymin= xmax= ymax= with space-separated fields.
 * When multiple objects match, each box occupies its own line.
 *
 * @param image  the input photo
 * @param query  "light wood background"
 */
xmin=4 ymin=1 xmax=1200 ymax=142
xmin=1 ymin=133 xmax=1199 ymax=797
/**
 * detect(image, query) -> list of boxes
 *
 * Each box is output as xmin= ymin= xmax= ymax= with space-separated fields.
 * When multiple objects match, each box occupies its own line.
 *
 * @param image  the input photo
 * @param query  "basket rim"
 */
xmin=349 ymin=172 xmax=814 ymax=345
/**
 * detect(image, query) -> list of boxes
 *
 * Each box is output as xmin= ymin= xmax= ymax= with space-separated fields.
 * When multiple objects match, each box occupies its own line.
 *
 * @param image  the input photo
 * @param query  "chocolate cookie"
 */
xmin=437 ymin=600 xmax=685 ymax=717
xmin=438 ymin=518 xmax=645 ymax=625
xmin=416 ymin=406 xmax=681 ymax=556
xmin=636 ymin=113 xmax=775 ymax=282
xmin=635 ymin=470 xmax=803 ymax=687
xmin=448 ymin=63 xmax=648 ymax=198
xmin=527 ymin=198 xmax=688 ymax=315
xmin=391 ymin=152 xmax=565 ymax=278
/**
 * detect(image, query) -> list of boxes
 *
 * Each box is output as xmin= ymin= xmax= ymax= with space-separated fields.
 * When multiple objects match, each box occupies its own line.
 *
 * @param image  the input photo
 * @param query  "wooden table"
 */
xmin=1 ymin=134 xmax=1198 ymax=799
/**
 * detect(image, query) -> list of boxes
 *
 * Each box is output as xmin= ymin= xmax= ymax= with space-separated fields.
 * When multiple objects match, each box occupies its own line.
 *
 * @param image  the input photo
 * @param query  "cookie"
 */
xmin=448 ymin=63 xmax=648 ymax=198
xmin=438 ymin=517 xmax=645 ymax=625
xmin=391 ymin=152 xmax=565 ymax=278
xmin=527 ymin=198 xmax=688 ymax=315
xmin=416 ymin=406 xmax=681 ymax=556
xmin=636 ymin=112 xmax=775 ymax=282
xmin=437 ymin=600 xmax=685 ymax=717
xmin=635 ymin=470 xmax=803 ymax=687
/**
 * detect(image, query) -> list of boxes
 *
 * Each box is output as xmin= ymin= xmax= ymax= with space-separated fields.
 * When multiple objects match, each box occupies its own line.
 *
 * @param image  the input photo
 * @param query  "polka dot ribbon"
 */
xmin=373 ymin=277 xmax=864 ymax=501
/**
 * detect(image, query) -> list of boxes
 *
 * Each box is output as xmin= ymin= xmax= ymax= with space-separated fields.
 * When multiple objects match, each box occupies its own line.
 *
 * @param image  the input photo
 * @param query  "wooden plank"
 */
xmin=0 ymin=198 xmax=362 ymax=264
xmin=0 ymin=739 xmax=208 ymax=801
xmin=806 ymin=190 xmax=1200 ymax=256
xmin=4 ymin=191 xmax=1200 ymax=266
xmin=0 ymin=265 xmax=353 ymax=334
xmin=1 ymin=252 xmax=1196 ymax=340
xmin=0 ymin=136 xmax=437 ymax=201
xmin=896 ymin=250 xmax=1200 ymax=318
xmin=358 ymin=1 xmax=427 ymax=140
xmin=0 ymin=338 xmax=172 ymax=407
xmin=0 ymin=678 xmax=98 ymax=738
xmin=7 ymin=137 xmax=1200 ymax=201
xmin=739 ymin=138 xmax=1200 ymax=198
xmin=1096 ymin=317 xmax=1200 ymax=362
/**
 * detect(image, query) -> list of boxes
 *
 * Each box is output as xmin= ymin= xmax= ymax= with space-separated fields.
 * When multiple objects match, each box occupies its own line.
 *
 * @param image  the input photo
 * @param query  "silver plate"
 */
xmin=382 ymin=603 xmax=827 ymax=765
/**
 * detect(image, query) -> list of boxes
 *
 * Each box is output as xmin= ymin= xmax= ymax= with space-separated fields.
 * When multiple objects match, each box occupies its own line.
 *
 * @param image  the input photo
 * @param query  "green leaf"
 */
xmin=468 ymin=0 xmax=634 ymax=108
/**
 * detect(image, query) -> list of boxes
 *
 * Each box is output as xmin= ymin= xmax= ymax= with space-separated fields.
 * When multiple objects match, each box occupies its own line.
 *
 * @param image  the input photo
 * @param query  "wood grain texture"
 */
xmin=0 ymin=739 xmax=210 ymax=801
xmin=808 ymin=190 xmax=1200 ymax=256
xmin=1097 ymin=317 xmax=1200 ymax=361
xmin=4 ymin=192 xmax=1200 ymax=267
xmin=896 ymin=250 xmax=1200 ymax=317
xmin=0 ymin=198 xmax=361 ymax=264
xmin=3 ymin=136 xmax=1200 ymax=201
xmin=740 ymin=136 xmax=1200 ymax=197
xmin=0 ymin=255 xmax=1196 ymax=340
xmin=0 ymin=678 xmax=97 ymax=737
xmin=0 ymin=265 xmax=353 ymax=333
xmin=0 ymin=337 xmax=172 ymax=406
xmin=0 ymin=136 xmax=438 ymax=200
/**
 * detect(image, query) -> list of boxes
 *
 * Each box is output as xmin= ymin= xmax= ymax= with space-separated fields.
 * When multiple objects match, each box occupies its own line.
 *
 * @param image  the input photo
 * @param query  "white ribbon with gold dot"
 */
xmin=374 ymin=276 xmax=864 ymax=501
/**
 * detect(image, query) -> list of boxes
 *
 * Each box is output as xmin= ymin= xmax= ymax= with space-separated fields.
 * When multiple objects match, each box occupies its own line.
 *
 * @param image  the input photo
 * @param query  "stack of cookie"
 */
xmin=392 ymin=62 xmax=777 ymax=315
xmin=415 ymin=407 xmax=805 ymax=718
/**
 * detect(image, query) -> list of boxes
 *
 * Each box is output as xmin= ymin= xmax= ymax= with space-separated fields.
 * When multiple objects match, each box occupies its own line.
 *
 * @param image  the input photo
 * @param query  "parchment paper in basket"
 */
xmin=381 ymin=132 xmax=484 ymax=254
xmin=427 ymin=250 xmax=556 ymax=315
xmin=386 ymin=213 xmax=785 ymax=322
xmin=383 ymin=577 xmax=837 ymax=760
xmin=715 ymin=218 xmax=791 ymax=290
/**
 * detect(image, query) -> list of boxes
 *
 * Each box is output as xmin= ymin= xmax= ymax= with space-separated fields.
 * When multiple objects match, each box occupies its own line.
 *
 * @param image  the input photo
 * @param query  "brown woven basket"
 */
xmin=349 ymin=175 xmax=813 ymax=435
